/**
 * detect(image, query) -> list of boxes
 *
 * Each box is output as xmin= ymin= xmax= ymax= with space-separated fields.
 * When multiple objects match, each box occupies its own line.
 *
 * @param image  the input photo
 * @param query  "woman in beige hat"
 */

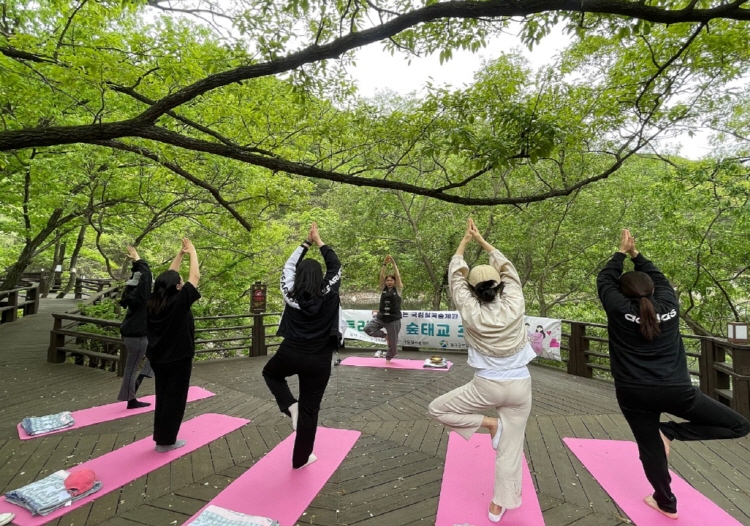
xmin=429 ymin=218 xmax=535 ymax=523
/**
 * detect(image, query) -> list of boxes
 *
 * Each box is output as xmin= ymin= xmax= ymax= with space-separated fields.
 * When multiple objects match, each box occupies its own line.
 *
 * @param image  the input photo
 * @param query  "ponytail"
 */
xmin=637 ymin=297 xmax=661 ymax=340
xmin=621 ymin=271 xmax=660 ymax=340
xmin=470 ymin=280 xmax=504 ymax=305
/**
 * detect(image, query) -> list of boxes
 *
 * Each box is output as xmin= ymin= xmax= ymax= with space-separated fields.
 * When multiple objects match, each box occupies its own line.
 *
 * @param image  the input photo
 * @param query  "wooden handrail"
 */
xmin=0 ymin=283 xmax=40 ymax=324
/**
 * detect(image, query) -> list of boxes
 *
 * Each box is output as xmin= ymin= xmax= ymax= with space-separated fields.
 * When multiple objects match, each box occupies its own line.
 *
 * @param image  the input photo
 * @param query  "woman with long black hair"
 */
xmin=429 ymin=218 xmax=535 ymax=523
xmin=597 ymin=229 xmax=749 ymax=519
xmin=146 ymin=237 xmax=201 ymax=453
xmin=263 ymin=222 xmax=343 ymax=469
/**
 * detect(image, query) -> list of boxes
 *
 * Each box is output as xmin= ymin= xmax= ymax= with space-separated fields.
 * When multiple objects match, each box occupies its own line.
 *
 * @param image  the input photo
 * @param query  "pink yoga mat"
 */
xmin=185 ymin=427 xmax=361 ymax=526
xmin=17 ymin=386 xmax=215 ymax=439
xmin=0 ymin=413 xmax=249 ymax=526
xmin=436 ymin=432 xmax=544 ymax=526
xmin=339 ymin=356 xmax=452 ymax=371
xmin=565 ymin=438 xmax=746 ymax=526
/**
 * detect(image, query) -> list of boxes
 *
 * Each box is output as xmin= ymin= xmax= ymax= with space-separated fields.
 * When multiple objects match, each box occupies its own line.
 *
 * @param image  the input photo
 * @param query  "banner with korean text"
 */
xmin=342 ymin=310 xmax=562 ymax=361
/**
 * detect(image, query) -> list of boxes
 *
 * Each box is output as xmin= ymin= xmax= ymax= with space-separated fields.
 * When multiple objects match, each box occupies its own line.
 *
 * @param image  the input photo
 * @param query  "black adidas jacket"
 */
xmin=597 ymin=252 xmax=690 ymax=387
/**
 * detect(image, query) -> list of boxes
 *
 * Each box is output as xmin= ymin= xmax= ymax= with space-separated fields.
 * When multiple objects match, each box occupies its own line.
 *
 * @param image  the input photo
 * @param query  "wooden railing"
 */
xmin=0 ymin=284 xmax=40 ymax=324
xmin=48 ymin=313 xmax=127 ymax=375
xmin=74 ymin=278 xmax=116 ymax=300
xmin=564 ymin=320 xmax=750 ymax=420
xmin=194 ymin=313 xmax=281 ymax=358
xmin=48 ymin=311 xmax=282 ymax=376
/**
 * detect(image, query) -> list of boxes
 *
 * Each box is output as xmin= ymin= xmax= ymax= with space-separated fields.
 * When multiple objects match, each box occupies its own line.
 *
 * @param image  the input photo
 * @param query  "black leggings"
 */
xmin=150 ymin=357 xmax=193 ymax=446
xmin=616 ymin=384 xmax=750 ymax=513
xmin=262 ymin=346 xmax=332 ymax=468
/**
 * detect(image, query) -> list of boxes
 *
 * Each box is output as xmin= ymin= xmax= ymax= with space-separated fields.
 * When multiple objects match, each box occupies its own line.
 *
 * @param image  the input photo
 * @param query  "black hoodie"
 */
xmin=276 ymin=244 xmax=342 ymax=348
xmin=119 ymin=259 xmax=152 ymax=337
xmin=597 ymin=252 xmax=690 ymax=387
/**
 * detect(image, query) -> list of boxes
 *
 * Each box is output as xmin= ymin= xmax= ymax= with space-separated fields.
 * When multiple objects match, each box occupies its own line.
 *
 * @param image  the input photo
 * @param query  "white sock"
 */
xmin=492 ymin=419 xmax=504 ymax=449
xmin=301 ymin=453 xmax=317 ymax=468
xmin=289 ymin=402 xmax=299 ymax=431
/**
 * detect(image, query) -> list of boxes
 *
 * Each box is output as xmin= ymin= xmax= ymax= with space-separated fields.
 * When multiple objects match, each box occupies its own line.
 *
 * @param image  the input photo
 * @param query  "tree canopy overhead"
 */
xmin=1 ymin=0 xmax=749 ymax=206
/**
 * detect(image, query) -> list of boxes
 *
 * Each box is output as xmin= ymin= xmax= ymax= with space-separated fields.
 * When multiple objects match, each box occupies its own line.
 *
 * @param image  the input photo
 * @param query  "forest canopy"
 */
xmin=1 ymin=0 xmax=748 ymax=335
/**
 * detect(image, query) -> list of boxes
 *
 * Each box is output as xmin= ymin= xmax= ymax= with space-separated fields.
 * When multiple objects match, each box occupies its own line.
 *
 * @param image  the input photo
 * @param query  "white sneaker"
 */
xmin=374 ymin=351 xmax=383 ymax=358
xmin=0 ymin=512 xmax=15 ymax=526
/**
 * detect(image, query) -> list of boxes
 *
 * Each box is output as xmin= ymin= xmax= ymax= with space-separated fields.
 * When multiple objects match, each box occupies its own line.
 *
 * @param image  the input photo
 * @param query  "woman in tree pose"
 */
xmin=597 ymin=229 xmax=749 ymax=519
xmin=429 ymin=218 xmax=535 ymax=523
xmin=146 ymin=237 xmax=201 ymax=453
xmin=117 ymin=245 xmax=154 ymax=409
xmin=263 ymin=223 xmax=344 ymax=469
xmin=364 ymin=255 xmax=403 ymax=363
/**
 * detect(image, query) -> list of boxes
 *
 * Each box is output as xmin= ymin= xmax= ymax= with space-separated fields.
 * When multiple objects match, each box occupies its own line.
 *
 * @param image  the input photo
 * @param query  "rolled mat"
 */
xmin=339 ymin=356 xmax=452 ymax=370
xmin=17 ymin=386 xmax=215 ymax=439
xmin=1 ymin=413 xmax=249 ymax=525
xmin=185 ymin=427 xmax=361 ymax=526
xmin=564 ymin=438 xmax=746 ymax=526
xmin=436 ymin=432 xmax=545 ymax=525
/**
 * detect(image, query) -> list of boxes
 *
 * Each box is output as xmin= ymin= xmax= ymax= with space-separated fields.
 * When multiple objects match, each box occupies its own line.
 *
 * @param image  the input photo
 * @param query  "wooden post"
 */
xmin=699 ymin=338 xmax=713 ymax=397
xmin=24 ymin=284 xmax=40 ymax=315
xmin=730 ymin=343 xmax=750 ymax=376
xmin=47 ymin=315 xmax=67 ymax=363
xmin=732 ymin=377 xmax=750 ymax=421
xmin=74 ymin=278 xmax=83 ymax=299
xmin=567 ymin=322 xmax=591 ymax=378
xmin=251 ymin=314 xmax=266 ymax=357
xmin=117 ymin=342 xmax=127 ymax=377
xmin=1 ymin=290 xmax=19 ymax=323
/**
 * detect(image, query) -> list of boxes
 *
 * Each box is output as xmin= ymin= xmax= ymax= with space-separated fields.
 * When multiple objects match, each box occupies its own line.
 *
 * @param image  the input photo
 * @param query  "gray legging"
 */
xmin=364 ymin=318 xmax=401 ymax=359
xmin=117 ymin=336 xmax=154 ymax=401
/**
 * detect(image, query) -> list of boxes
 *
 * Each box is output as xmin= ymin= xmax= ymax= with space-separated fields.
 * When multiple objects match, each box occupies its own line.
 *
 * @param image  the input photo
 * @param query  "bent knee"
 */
xmin=736 ymin=417 xmax=750 ymax=438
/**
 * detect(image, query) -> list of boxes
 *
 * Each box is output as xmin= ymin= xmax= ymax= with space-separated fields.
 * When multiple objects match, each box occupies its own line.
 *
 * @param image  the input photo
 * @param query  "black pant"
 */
xmin=262 ymin=347 xmax=332 ymax=468
xmin=150 ymin=357 xmax=193 ymax=446
xmin=616 ymin=384 xmax=750 ymax=513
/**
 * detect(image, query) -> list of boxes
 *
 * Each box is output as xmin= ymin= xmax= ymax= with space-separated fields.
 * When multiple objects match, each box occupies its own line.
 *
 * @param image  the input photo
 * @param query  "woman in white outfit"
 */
xmin=429 ymin=218 xmax=536 ymax=523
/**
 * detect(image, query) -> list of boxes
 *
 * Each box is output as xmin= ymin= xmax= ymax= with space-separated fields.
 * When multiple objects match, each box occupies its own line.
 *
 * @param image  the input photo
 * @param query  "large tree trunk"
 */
xmin=0 ymin=209 xmax=64 ymax=291
xmin=57 ymin=224 xmax=87 ymax=298
xmin=42 ymin=238 xmax=66 ymax=298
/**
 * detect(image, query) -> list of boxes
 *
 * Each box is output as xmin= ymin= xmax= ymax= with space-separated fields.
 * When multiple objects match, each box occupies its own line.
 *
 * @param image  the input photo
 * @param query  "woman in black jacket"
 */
xmin=263 ymin=223 xmax=343 ymax=469
xmin=146 ymin=238 xmax=201 ymax=453
xmin=117 ymin=245 xmax=154 ymax=409
xmin=597 ymin=229 xmax=749 ymax=519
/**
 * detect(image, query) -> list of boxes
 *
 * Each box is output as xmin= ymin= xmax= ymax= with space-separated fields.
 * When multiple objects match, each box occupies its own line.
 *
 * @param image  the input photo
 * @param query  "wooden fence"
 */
xmin=564 ymin=320 xmax=750 ymax=420
xmin=45 ymin=310 xmax=750 ymax=420
xmin=0 ymin=284 xmax=40 ymax=324
xmin=48 ymin=311 xmax=281 ymax=376
xmin=74 ymin=278 xmax=116 ymax=300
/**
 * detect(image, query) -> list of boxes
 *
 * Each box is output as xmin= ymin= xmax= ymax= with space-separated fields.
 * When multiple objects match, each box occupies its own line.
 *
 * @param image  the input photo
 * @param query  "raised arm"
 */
xmin=470 ymin=218 xmax=497 ymax=254
xmin=627 ymin=233 xmax=677 ymax=308
xmin=597 ymin=229 xmax=634 ymax=313
xmin=280 ymin=242 xmax=309 ymax=308
xmin=454 ymin=218 xmax=474 ymax=257
xmin=168 ymin=243 xmax=185 ymax=272
xmin=183 ymin=238 xmax=200 ymax=288
xmin=311 ymin=223 xmax=342 ymax=293
xmin=389 ymin=256 xmax=404 ymax=290
xmin=379 ymin=256 xmax=387 ymax=289
xmin=122 ymin=246 xmax=151 ymax=308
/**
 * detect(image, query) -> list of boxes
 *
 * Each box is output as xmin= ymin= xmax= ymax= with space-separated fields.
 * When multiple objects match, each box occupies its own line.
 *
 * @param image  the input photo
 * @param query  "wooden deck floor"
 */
xmin=1 ymin=301 xmax=749 ymax=526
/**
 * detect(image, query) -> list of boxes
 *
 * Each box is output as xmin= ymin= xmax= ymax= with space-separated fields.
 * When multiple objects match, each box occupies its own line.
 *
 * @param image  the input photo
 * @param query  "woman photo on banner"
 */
xmin=597 ymin=228 xmax=749 ymax=519
xmin=429 ymin=218 xmax=536 ymax=523
xmin=364 ymin=255 xmax=403 ymax=363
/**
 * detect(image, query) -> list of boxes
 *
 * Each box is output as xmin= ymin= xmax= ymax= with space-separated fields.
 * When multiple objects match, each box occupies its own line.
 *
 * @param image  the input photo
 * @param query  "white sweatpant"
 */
xmin=428 ymin=375 xmax=532 ymax=509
